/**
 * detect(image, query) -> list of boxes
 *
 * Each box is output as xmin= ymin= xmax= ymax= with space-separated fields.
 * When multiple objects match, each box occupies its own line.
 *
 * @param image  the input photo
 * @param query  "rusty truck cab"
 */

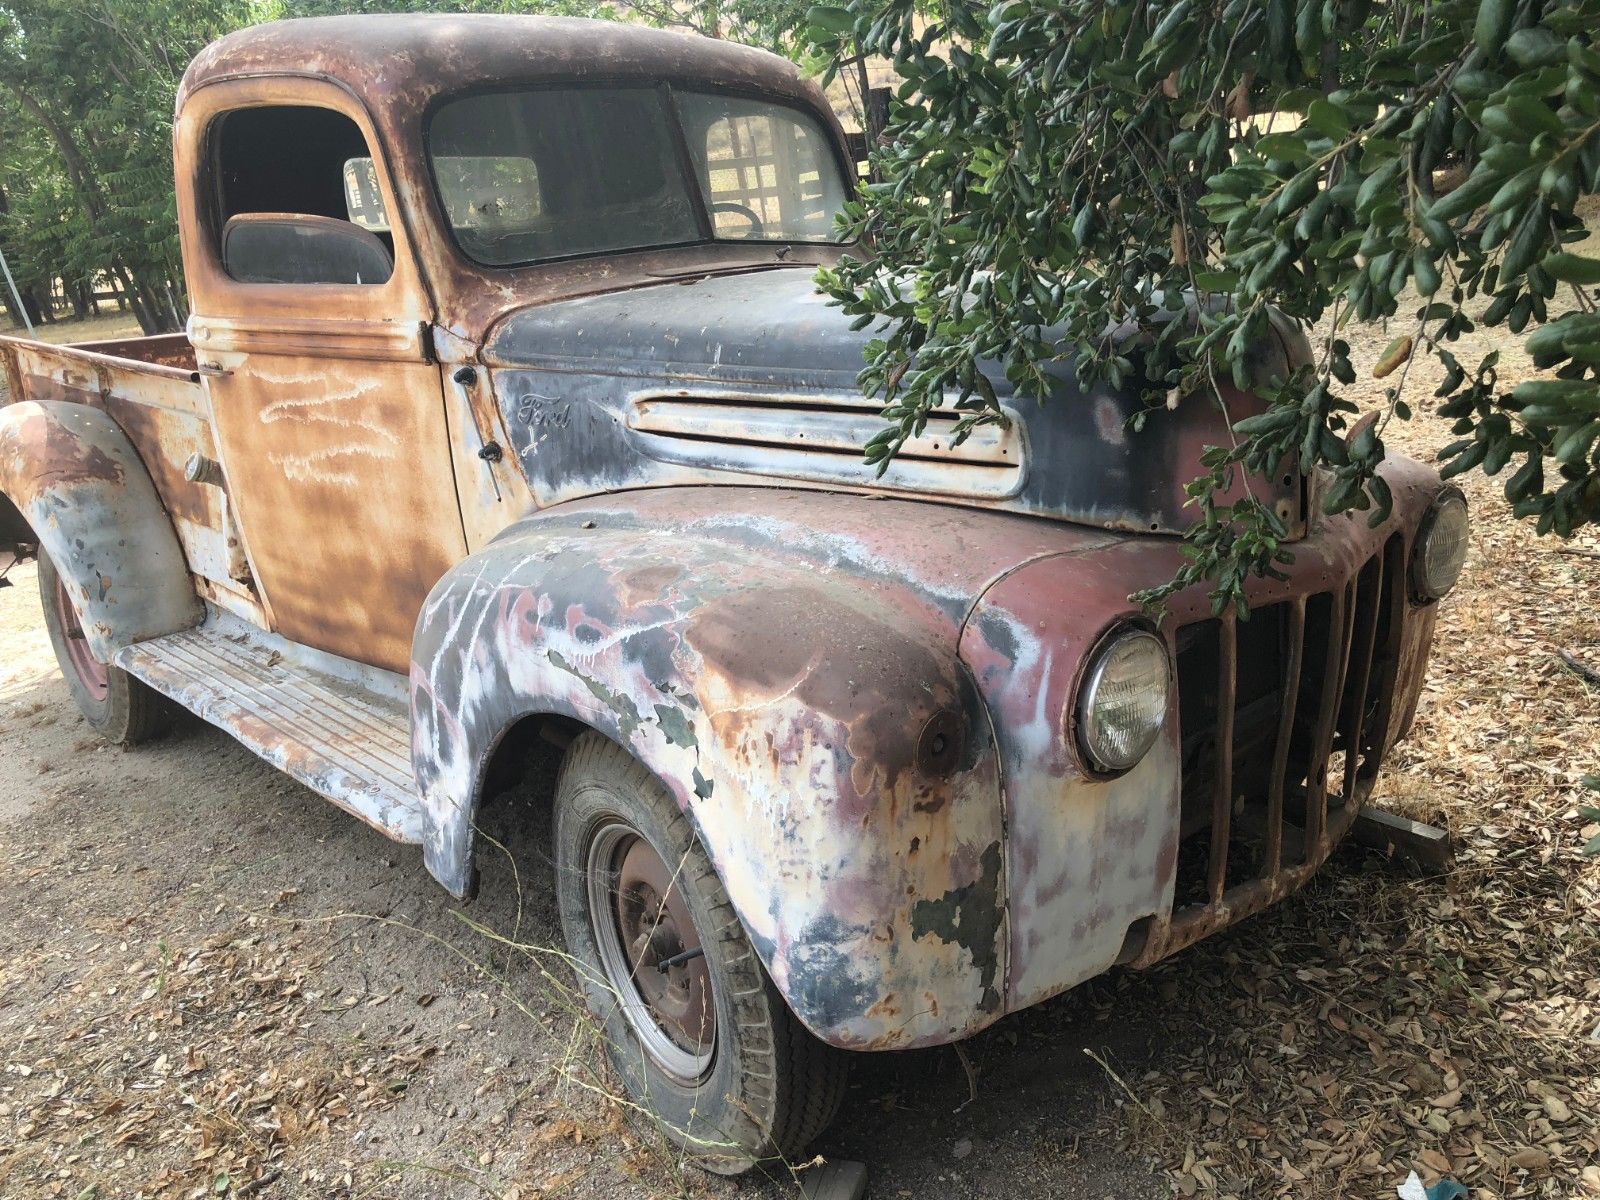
xmin=174 ymin=16 xmax=855 ymax=670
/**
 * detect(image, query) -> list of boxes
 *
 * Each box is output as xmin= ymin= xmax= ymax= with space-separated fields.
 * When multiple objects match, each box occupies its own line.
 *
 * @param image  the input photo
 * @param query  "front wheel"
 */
xmin=38 ymin=554 xmax=175 ymax=745
xmin=553 ymin=733 xmax=847 ymax=1174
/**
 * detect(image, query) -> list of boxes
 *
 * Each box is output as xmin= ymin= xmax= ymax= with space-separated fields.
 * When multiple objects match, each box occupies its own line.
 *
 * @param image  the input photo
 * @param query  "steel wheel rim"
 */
xmin=54 ymin=573 xmax=108 ymax=701
xmin=586 ymin=820 xmax=716 ymax=1083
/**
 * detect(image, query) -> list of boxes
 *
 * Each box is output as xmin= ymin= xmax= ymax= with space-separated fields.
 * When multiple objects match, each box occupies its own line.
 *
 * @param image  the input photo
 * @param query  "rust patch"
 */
xmin=70 ymin=333 xmax=198 ymax=373
xmin=99 ymin=395 xmax=218 ymax=530
xmin=686 ymin=583 xmax=957 ymax=809
xmin=30 ymin=411 xmax=126 ymax=487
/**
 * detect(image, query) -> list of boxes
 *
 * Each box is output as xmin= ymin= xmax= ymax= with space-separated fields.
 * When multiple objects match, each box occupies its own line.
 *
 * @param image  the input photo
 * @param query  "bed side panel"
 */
xmin=1 ymin=335 xmax=262 ymax=624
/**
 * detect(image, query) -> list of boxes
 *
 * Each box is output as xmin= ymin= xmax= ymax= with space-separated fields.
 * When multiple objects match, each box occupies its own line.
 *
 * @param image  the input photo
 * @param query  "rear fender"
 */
xmin=0 ymin=400 xmax=201 ymax=655
xmin=410 ymin=507 xmax=1008 ymax=1050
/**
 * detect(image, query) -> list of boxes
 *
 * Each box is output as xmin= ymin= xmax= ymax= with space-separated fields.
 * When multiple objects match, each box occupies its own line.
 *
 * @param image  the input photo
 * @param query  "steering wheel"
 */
xmin=711 ymin=201 xmax=765 ymax=238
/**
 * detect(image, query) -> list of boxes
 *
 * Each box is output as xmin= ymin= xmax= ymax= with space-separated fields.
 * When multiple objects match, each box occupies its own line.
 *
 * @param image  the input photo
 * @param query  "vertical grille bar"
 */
xmin=1303 ymin=584 xmax=1350 ymax=852
xmin=1358 ymin=537 xmax=1408 ymax=782
xmin=1263 ymin=596 xmax=1306 ymax=878
xmin=1339 ymin=553 xmax=1385 ymax=806
xmin=1206 ymin=612 xmax=1237 ymax=903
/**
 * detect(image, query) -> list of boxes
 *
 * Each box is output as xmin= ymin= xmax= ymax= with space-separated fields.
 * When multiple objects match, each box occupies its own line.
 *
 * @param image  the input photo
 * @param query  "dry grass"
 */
xmin=0 ymin=836 xmax=722 ymax=1200
xmin=9 ymin=311 xmax=145 ymax=346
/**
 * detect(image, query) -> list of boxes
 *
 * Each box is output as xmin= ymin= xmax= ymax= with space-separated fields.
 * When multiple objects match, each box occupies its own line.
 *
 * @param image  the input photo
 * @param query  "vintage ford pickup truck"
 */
xmin=0 ymin=14 xmax=1469 ymax=1172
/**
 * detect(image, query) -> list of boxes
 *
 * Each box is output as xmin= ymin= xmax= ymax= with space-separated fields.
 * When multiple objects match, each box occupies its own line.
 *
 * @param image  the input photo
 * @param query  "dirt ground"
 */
xmin=3 ymin=275 xmax=1599 ymax=1198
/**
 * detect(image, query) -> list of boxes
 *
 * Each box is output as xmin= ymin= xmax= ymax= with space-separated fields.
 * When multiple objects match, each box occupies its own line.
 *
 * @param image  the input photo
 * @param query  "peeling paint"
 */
xmin=909 ymin=842 xmax=1004 ymax=1013
xmin=0 ymin=400 xmax=202 ymax=658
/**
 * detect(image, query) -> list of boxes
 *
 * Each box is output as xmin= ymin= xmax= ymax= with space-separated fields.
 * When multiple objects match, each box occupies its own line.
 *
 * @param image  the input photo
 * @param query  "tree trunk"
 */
xmin=116 ymin=266 xmax=181 ymax=335
xmin=107 ymin=264 xmax=153 ymax=334
xmin=0 ymin=184 xmax=22 ymax=329
xmin=854 ymin=52 xmax=876 ymax=142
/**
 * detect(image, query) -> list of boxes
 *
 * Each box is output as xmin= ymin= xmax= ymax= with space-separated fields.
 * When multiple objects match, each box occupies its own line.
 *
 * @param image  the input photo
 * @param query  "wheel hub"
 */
xmin=53 ymin=573 xmax=109 ymax=701
xmin=587 ymin=823 xmax=716 ymax=1082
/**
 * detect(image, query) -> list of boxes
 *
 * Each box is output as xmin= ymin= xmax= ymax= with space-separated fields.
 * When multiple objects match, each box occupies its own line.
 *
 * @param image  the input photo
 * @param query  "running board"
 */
xmin=115 ymin=615 xmax=425 ymax=844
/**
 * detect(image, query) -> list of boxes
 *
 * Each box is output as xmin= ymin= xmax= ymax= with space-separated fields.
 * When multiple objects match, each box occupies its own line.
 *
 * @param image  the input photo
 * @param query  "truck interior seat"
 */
xmin=221 ymin=213 xmax=394 ymax=286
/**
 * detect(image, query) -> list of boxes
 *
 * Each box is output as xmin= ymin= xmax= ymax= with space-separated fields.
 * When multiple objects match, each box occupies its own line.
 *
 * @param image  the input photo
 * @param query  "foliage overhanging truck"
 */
xmin=0 ymin=15 xmax=1470 ymax=1171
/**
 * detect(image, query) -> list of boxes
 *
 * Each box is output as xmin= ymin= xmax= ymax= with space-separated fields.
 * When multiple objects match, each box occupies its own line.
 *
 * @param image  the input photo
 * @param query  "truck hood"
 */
xmin=482 ymin=267 xmax=1308 ymax=536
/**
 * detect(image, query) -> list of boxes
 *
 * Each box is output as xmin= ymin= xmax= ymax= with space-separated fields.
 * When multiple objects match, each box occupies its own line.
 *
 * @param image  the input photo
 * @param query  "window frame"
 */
xmin=419 ymin=80 xmax=856 ymax=271
xmin=189 ymin=86 xmax=424 ymax=315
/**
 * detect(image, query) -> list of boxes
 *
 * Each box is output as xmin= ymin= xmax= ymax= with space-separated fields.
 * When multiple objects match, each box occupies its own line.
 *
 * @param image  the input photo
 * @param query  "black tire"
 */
xmin=554 ymin=732 xmax=848 ymax=1174
xmin=38 ymin=553 xmax=176 ymax=745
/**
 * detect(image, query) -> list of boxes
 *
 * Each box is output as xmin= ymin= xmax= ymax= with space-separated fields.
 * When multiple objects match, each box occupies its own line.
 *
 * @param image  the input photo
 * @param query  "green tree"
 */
xmin=805 ymin=0 xmax=1600 ymax=611
xmin=0 ymin=0 xmax=256 ymax=332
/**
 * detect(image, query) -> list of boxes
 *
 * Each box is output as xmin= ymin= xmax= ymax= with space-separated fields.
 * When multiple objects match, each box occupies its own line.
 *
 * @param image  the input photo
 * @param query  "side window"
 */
xmin=213 ymin=105 xmax=395 ymax=286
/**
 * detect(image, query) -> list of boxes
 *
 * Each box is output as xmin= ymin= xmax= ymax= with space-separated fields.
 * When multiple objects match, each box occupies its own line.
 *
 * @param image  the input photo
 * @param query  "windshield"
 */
xmin=427 ymin=87 xmax=849 ymax=266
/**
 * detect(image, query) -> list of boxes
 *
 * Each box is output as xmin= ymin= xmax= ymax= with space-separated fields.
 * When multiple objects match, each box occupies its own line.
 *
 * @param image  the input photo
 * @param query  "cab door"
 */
xmin=177 ymin=81 xmax=467 ymax=673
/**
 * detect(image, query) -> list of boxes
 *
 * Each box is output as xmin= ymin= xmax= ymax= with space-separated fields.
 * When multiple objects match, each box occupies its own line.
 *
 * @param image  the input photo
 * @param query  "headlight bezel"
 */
xmin=1074 ymin=624 xmax=1173 ymax=777
xmin=1411 ymin=488 xmax=1469 ymax=603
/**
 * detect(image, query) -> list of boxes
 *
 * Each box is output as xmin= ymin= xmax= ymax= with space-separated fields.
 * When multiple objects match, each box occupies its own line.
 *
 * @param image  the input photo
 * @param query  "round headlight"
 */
xmin=1078 ymin=628 xmax=1171 ymax=774
xmin=1413 ymin=491 xmax=1469 ymax=601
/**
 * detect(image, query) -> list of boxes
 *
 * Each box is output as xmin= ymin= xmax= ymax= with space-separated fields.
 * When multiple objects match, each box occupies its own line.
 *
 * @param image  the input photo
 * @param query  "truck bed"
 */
xmin=0 ymin=330 xmax=261 ymax=623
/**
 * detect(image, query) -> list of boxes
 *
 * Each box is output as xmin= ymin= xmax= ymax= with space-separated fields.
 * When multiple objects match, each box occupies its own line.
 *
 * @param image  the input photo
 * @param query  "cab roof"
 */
xmin=178 ymin=14 xmax=820 ymax=115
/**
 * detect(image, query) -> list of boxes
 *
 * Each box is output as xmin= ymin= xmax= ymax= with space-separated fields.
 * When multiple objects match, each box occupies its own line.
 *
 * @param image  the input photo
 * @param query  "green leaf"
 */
xmin=1256 ymin=132 xmax=1311 ymax=161
xmin=805 ymin=5 xmax=856 ymax=34
xmin=1502 ymin=95 xmax=1565 ymax=138
xmin=1506 ymin=27 xmax=1566 ymax=69
xmin=1146 ymin=0 xmax=1194 ymax=50
xmin=1488 ymin=166 xmax=1541 ymax=214
xmin=1512 ymin=378 xmax=1600 ymax=407
xmin=1304 ymin=99 xmax=1351 ymax=139
xmin=1542 ymin=252 xmax=1600 ymax=284
xmin=1473 ymin=0 xmax=1515 ymax=58
xmin=1428 ymin=169 xmax=1504 ymax=221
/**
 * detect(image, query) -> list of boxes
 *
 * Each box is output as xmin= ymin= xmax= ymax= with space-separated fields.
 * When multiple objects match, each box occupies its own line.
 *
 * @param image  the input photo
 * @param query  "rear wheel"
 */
xmin=38 ymin=554 xmax=175 ymax=745
xmin=554 ymin=733 xmax=848 ymax=1174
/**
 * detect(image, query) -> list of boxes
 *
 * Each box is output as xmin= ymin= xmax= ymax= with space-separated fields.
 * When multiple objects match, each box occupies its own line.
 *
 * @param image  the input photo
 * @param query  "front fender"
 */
xmin=0 ymin=400 xmax=200 ymax=655
xmin=410 ymin=495 xmax=1008 ymax=1049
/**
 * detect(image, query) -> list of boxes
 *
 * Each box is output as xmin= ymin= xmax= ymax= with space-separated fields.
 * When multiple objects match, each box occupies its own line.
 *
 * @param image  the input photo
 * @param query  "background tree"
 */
xmin=0 ymin=0 xmax=254 ymax=332
xmin=804 ymin=0 xmax=1600 ymax=612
